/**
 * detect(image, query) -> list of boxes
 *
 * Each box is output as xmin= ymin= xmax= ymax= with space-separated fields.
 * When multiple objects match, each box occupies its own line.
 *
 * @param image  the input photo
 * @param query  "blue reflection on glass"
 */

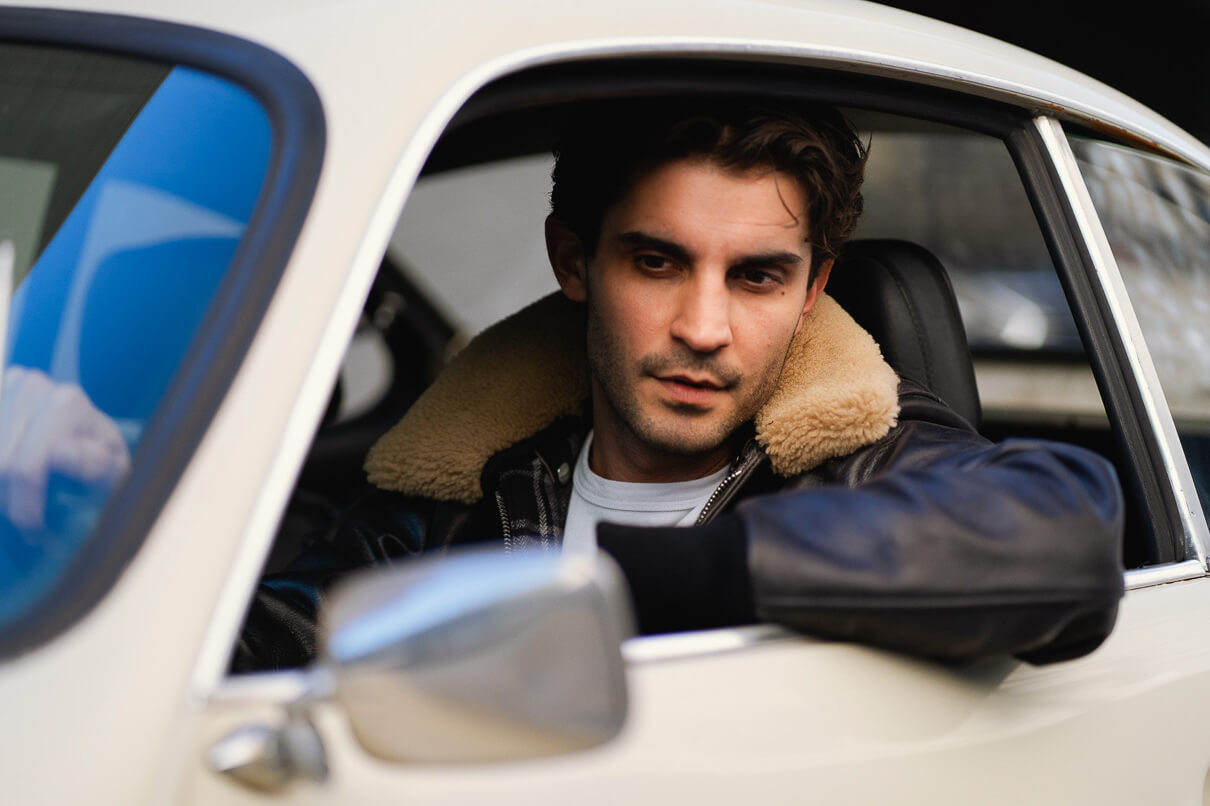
xmin=0 ymin=66 xmax=272 ymax=626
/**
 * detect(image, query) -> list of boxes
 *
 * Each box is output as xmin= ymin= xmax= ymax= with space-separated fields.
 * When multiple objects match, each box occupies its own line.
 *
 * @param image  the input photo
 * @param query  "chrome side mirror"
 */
xmin=321 ymin=547 xmax=633 ymax=763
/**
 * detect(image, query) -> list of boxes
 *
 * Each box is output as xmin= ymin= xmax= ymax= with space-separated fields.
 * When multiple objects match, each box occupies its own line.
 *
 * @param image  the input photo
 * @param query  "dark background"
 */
xmin=879 ymin=1 xmax=1210 ymax=144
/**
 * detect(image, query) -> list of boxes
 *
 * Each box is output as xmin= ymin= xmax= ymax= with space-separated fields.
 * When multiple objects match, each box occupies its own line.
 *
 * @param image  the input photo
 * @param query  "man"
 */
xmin=239 ymin=98 xmax=1124 ymax=669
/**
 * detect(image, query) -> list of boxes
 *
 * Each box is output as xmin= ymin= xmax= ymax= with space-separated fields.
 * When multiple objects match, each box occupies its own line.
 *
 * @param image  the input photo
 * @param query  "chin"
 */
xmin=637 ymin=417 xmax=737 ymax=457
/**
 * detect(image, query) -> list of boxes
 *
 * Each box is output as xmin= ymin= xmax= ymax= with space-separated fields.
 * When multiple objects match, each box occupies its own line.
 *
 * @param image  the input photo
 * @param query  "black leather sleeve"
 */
xmin=741 ymin=380 xmax=1126 ymax=663
xmin=597 ymin=515 xmax=753 ymax=635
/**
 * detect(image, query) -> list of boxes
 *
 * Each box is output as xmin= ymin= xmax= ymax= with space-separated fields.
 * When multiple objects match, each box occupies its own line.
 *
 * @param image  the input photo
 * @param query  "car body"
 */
xmin=3 ymin=1 xmax=1210 ymax=803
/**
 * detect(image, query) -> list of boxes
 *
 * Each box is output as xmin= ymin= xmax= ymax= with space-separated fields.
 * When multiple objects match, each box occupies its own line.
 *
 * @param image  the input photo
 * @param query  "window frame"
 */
xmin=0 ymin=8 xmax=324 ymax=659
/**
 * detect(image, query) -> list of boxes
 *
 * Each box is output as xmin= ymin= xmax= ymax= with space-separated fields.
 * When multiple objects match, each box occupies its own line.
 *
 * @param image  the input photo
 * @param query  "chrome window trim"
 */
xmin=1125 ymin=560 xmax=1206 ymax=589
xmin=621 ymin=624 xmax=795 ymax=664
xmin=208 ymin=669 xmax=317 ymax=707
xmin=209 ymin=625 xmax=797 ymax=706
xmin=1034 ymin=116 xmax=1210 ymax=571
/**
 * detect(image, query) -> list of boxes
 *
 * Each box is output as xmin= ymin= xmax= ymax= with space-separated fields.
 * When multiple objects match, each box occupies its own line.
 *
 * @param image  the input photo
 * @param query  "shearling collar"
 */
xmin=365 ymin=291 xmax=899 ymax=504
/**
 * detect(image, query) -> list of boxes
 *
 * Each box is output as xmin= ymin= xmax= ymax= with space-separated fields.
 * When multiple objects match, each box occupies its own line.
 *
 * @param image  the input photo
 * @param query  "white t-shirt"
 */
xmin=562 ymin=431 xmax=730 ymax=559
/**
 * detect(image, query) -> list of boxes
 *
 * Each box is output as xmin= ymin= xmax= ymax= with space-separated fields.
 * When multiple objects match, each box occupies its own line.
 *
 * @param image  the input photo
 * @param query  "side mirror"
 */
xmin=321 ymin=547 xmax=633 ymax=763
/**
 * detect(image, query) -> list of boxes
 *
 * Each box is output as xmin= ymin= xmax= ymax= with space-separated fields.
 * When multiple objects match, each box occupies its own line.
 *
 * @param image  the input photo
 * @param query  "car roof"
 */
xmin=12 ymin=0 xmax=1207 ymax=167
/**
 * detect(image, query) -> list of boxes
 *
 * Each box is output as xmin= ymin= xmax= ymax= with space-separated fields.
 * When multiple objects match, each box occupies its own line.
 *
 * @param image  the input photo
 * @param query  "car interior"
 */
xmin=258 ymin=59 xmax=1174 ymax=611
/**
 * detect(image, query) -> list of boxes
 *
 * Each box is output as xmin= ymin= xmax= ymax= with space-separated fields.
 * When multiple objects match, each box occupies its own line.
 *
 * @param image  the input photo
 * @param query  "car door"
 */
xmin=177 ymin=51 xmax=1210 ymax=806
xmin=0 ymin=11 xmax=331 ymax=805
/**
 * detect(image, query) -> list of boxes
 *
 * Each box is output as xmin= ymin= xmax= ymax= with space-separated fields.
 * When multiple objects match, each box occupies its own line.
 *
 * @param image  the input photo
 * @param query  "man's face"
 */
xmin=549 ymin=158 xmax=831 ymax=479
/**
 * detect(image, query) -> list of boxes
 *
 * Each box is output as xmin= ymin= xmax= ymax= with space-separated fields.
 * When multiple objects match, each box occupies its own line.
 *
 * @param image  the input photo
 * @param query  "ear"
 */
xmin=545 ymin=215 xmax=588 ymax=303
xmin=795 ymin=257 xmax=834 ymax=335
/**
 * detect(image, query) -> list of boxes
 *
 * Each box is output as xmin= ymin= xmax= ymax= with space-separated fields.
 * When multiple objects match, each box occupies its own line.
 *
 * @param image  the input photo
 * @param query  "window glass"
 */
xmin=1068 ymin=137 xmax=1210 ymax=515
xmin=0 ymin=45 xmax=272 ymax=627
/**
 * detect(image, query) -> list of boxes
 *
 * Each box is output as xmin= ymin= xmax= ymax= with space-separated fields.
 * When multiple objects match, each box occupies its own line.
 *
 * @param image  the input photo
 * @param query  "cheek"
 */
xmin=592 ymin=272 xmax=668 ymax=354
xmin=734 ymin=299 xmax=804 ymax=369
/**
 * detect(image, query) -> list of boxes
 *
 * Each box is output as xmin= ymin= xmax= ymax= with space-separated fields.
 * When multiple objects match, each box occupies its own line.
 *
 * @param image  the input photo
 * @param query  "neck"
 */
xmin=587 ymin=390 xmax=736 ymax=483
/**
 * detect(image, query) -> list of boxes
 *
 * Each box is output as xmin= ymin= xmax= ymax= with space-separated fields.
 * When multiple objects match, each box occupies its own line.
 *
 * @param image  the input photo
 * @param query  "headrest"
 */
xmin=827 ymin=239 xmax=981 ymax=427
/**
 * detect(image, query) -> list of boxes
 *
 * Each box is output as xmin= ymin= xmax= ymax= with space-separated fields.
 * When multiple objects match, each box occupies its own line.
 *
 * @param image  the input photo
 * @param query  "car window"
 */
xmin=1068 ymin=137 xmax=1210 ymax=520
xmin=0 ymin=45 xmax=272 ymax=628
xmin=245 ymin=96 xmax=1161 ymax=678
xmin=376 ymin=115 xmax=1168 ymax=569
xmin=391 ymin=119 xmax=1114 ymax=456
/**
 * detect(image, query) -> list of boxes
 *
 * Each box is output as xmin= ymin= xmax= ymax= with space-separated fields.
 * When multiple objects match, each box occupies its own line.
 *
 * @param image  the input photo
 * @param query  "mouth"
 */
xmin=654 ymin=373 xmax=729 ymax=406
xmin=660 ymin=373 xmax=725 ymax=390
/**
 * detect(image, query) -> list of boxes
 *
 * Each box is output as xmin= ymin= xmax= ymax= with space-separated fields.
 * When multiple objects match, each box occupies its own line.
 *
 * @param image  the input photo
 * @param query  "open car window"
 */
xmin=386 ymin=114 xmax=1128 ymax=548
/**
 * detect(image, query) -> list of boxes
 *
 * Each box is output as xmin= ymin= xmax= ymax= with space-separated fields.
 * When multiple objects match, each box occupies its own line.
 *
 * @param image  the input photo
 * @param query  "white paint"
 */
xmin=1 ymin=2 xmax=1208 ymax=805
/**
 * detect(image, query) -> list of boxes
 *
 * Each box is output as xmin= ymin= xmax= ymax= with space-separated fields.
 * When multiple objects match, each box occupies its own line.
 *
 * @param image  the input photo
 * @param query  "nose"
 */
xmin=669 ymin=274 xmax=732 ymax=353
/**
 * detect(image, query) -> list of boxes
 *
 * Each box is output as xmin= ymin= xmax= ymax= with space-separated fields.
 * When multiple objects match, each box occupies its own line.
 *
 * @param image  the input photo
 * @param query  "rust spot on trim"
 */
xmin=1084 ymin=118 xmax=1183 ymax=161
xmin=1039 ymin=103 xmax=1190 ymax=164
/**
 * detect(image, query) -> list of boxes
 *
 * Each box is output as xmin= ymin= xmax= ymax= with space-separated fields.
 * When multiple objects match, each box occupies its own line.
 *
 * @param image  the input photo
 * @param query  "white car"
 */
xmin=2 ymin=1 xmax=1210 ymax=803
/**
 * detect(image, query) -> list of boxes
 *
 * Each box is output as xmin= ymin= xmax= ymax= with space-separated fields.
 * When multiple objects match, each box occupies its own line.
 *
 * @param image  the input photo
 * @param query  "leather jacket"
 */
xmin=238 ymin=376 xmax=1124 ymax=671
xmin=235 ymin=293 xmax=1124 ymax=670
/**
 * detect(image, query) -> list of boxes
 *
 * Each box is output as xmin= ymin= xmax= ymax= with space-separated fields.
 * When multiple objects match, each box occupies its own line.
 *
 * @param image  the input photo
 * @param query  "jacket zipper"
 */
xmin=494 ymin=440 xmax=763 ymax=534
xmin=495 ymin=490 xmax=512 ymax=553
xmin=695 ymin=448 xmax=764 ymax=525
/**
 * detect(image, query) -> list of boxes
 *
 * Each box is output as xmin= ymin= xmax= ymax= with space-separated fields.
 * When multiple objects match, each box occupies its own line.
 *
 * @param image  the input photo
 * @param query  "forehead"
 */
xmin=605 ymin=159 xmax=812 ymax=245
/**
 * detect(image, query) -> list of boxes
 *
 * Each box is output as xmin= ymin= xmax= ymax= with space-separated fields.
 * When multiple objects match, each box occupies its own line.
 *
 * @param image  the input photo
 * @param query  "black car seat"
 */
xmin=827 ymin=239 xmax=981 ymax=428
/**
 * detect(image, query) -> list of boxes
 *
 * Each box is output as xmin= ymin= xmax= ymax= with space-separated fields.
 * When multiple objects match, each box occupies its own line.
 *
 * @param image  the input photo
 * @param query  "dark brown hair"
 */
xmin=550 ymin=97 xmax=868 ymax=279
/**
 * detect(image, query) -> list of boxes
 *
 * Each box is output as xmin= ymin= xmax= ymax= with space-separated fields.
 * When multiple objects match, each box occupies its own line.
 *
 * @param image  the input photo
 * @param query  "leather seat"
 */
xmin=827 ymin=239 xmax=981 ymax=427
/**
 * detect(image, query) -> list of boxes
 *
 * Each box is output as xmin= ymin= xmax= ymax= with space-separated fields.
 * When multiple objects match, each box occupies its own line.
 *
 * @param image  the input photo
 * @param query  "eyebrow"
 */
xmin=617 ymin=230 xmax=804 ymax=270
xmin=617 ymin=231 xmax=693 ymax=264
xmin=732 ymin=251 xmax=804 ymax=271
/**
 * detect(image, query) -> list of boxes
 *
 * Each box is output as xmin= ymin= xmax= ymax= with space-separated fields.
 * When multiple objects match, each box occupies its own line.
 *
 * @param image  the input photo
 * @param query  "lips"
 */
xmin=655 ymin=373 xmax=728 ymax=406
xmin=662 ymin=374 xmax=724 ymax=390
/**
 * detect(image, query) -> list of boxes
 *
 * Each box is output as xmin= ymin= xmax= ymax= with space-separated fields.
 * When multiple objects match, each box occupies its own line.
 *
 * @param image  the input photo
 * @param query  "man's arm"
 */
xmin=598 ymin=380 xmax=1125 ymax=664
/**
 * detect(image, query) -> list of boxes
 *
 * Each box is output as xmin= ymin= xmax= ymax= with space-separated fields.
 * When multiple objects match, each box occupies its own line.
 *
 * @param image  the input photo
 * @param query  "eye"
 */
xmin=635 ymin=254 xmax=671 ymax=272
xmin=735 ymin=267 xmax=780 ymax=288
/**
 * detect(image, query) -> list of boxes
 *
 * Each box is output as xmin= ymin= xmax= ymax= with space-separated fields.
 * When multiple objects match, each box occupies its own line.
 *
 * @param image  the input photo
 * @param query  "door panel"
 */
xmin=186 ymin=579 xmax=1210 ymax=805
